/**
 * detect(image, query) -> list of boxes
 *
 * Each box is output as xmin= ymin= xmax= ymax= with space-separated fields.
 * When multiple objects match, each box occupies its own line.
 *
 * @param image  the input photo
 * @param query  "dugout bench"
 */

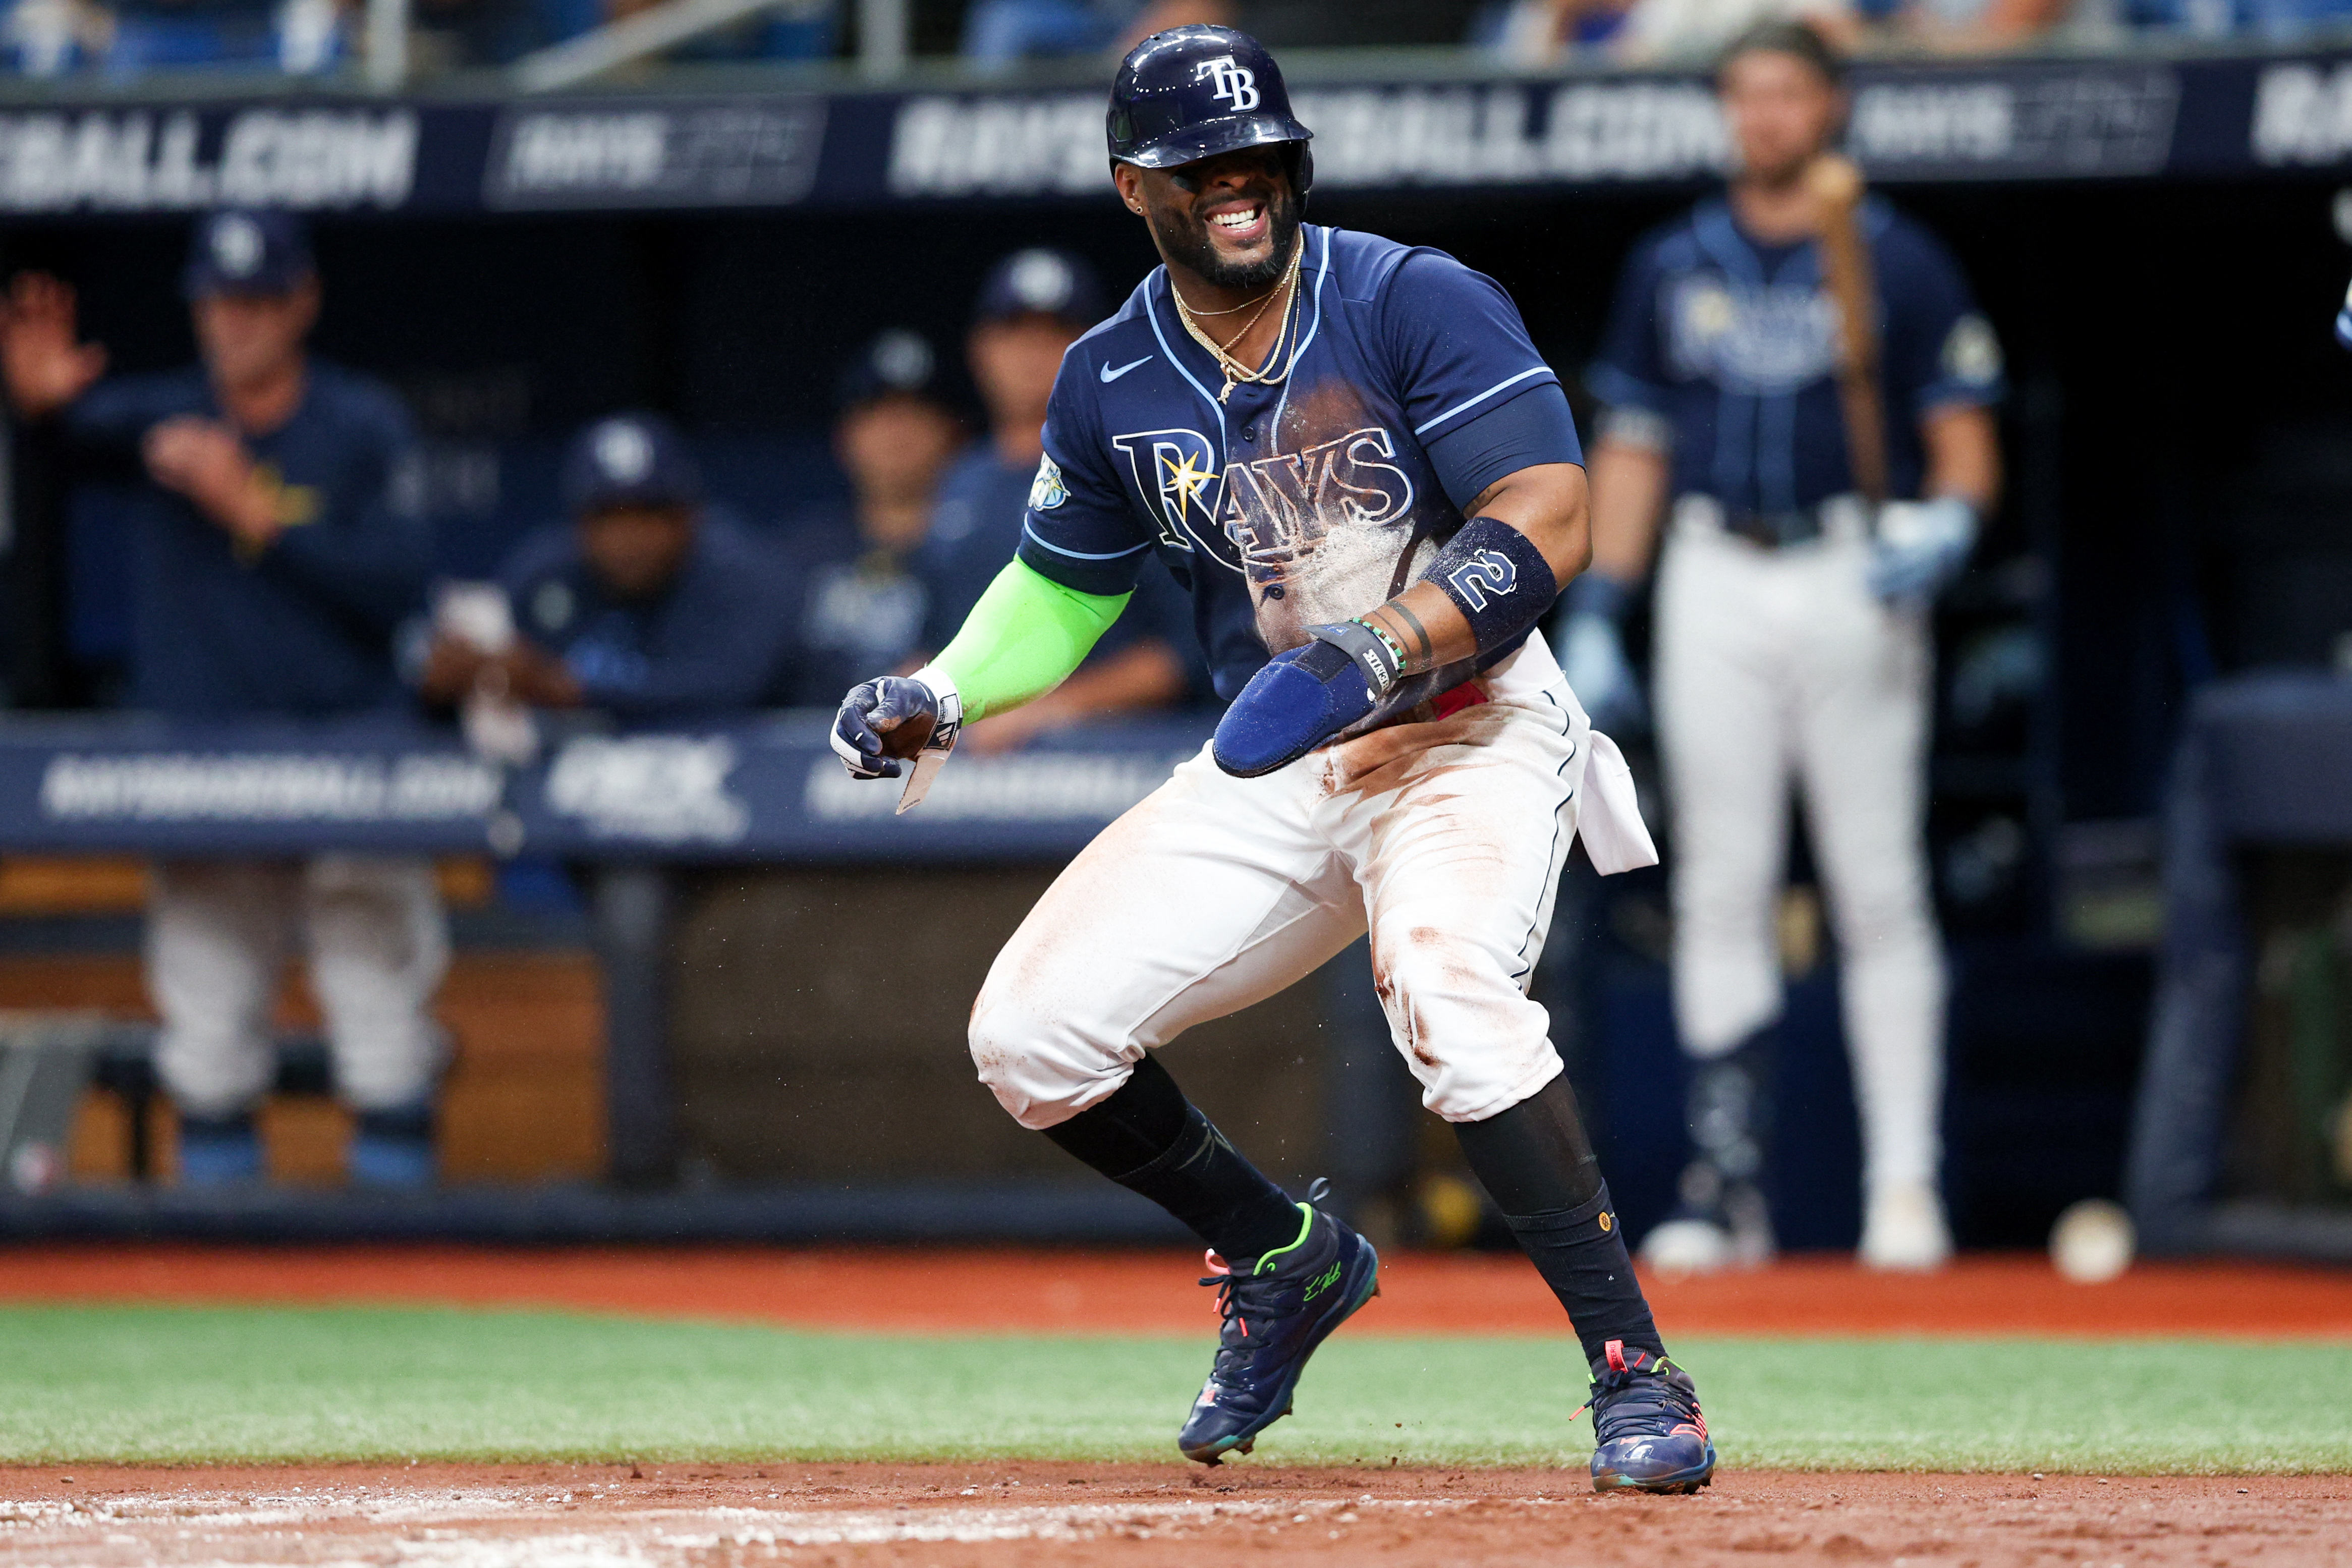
xmin=0 ymin=710 xmax=1422 ymax=1242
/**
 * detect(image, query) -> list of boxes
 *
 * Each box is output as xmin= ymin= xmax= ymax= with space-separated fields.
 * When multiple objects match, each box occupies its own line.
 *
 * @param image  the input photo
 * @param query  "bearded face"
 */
xmin=1141 ymin=147 xmax=1304 ymax=293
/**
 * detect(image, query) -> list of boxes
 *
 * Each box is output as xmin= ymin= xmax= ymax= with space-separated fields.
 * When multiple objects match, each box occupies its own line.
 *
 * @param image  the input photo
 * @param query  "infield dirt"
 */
xmin=2 ymin=1462 xmax=2345 ymax=1567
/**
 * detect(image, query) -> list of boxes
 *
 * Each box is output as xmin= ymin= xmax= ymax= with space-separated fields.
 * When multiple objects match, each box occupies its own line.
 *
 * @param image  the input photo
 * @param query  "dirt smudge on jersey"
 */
xmin=1237 ymin=379 xmax=1442 ymax=651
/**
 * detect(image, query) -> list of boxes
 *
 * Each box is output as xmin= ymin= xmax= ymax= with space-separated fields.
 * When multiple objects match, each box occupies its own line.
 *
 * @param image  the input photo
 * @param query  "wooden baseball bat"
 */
xmin=1805 ymin=153 xmax=1887 ymax=508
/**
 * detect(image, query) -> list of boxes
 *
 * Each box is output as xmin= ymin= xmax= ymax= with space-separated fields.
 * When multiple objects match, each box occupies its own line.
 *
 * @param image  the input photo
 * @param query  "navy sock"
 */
xmin=1455 ymin=1076 xmax=1666 ymax=1366
xmin=1492 ymin=1183 xmax=1663 ymax=1367
xmin=1042 ymin=1053 xmax=1302 ymax=1262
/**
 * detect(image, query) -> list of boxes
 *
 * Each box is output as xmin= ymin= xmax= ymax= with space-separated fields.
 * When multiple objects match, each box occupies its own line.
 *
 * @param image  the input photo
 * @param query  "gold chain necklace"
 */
xmin=1172 ymin=238 xmax=1305 ymax=404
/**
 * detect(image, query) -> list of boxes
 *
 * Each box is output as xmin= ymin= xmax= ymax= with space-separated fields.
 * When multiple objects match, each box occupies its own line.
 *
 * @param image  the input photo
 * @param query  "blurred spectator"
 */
xmin=1876 ymin=0 xmax=2077 ymax=51
xmin=3 ymin=0 xmax=111 ymax=75
xmin=775 ymin=330 xmax=968 ymax=706
xmin=0 ymin=211 xmax=442 ymax=1189
xmin=530 ymin=0 xmax=834 ymax=64
xmin=1608 ymin=0 xmax=1859 ymax=61
xmin=97 ymin=0 xmax=347 ymax=73
xmin=963 ymin=0 xmax=1143 ymax=64
xmin=1114 ymin=0 xmax=1485 ymax=47
xmin=1475 ymin=0 xmax=1637 ymax=61
xmin=927 ymin=247 xmax=1198 ymax=752
xmin=421 ymin=412 xmax=804 ymax=721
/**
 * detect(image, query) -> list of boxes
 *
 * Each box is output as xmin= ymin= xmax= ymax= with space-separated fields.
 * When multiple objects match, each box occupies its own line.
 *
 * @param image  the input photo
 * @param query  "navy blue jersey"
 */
xmin=501 ymin=509 xmax=802 ymax=720
xmin=924 ymin=440 xmax=1207 ymax=697
xmin=1017 ymin=225 xmax=1582 ymax=702
xmin=773 ymin=505 xmax=929 ymax=708
xmin=62 ymin=361 xmax=425 ymax=717
xmin=1589 ymin=196 xmax=2003 ymax=513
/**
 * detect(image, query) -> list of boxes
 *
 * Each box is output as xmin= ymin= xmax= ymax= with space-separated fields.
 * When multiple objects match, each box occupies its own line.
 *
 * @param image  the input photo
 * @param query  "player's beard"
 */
xmin=1160 ymin=182 xmax=1303 ymax=293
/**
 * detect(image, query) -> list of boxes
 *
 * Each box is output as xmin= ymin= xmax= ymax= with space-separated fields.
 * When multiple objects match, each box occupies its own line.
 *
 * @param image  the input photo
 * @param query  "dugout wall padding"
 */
xmin=666 ymin=868 xmax=1331 ymax=1187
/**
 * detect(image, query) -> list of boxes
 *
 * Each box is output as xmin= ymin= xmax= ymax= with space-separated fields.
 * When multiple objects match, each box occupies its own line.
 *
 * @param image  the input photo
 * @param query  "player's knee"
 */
xmin=1828 ymin=874 xmax=1936 ymax=955
xmin=967 ymin=985 xmax=1105 ymax=1131
xmin=1373 ymin=924 xmax=1554 ymax=1119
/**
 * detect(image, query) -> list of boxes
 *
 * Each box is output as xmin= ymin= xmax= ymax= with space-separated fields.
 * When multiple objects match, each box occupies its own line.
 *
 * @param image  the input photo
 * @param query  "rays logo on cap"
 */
xmin=593 ymin=420 xmax=655 ymax=484
xmin=210 ymin=214 xmax=265 ymax=279
xmin=1005 ymin=250 xmax=1075 ymax=315
xmin=1195 ymin=55 xmax=1259 ymax=111
xmin=871 ymin=328 xmax=934 ymax=390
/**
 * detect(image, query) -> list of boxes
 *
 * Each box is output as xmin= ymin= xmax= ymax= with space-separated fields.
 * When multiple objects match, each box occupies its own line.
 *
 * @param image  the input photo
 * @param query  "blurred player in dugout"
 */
xmin=1558 ymin=22 xmax=2004 ymax=1270
xmin=781 ymin=249 xmax=1198 ymax=737
xmin=776 ymin=328 xmax=970 ymax=705
xmin=419 ymin=411 xmax=802 ymax=720
xmin=0 ymin=210 xmax=443 ymax=1187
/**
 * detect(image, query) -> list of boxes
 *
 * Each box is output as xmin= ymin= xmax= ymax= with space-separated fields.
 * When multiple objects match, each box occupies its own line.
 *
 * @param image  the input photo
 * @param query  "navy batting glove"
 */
xmin=1213 ymin=622 xmax=1397 ymax=778
xmin=830 ymin=676 xmax=940 ymax=780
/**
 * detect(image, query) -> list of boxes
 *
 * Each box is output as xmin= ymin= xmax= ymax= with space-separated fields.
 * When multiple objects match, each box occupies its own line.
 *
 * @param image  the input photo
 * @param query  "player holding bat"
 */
xmin=1557 ymin=21 xmax=2006 ymax=1273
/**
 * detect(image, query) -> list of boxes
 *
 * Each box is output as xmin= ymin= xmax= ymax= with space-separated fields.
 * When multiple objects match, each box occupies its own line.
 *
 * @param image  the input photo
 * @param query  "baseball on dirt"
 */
xmin=2049 ymin=1199 xmax=2136 ymax=1283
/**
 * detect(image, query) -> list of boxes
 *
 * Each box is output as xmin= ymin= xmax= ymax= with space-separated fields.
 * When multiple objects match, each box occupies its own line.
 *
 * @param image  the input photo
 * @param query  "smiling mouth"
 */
xmin=1207 ymin=203 xmax=1269 ymax=243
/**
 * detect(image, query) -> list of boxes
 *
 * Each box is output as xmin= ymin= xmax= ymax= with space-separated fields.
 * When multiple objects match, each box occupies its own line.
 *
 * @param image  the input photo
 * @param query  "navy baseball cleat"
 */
xmin=1584 ymin=1339 xmax=1717 ymax=1494
xmin=1177 ymin=1196 xmax=1380 ymax=1464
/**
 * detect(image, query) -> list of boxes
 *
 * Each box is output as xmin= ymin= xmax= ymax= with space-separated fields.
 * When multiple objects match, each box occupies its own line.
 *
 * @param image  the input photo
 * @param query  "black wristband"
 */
xmin=1307 ymin=620 xmax=1403 ymax=696
xmin=1424 ymin=516 xmax=1560 ymax=655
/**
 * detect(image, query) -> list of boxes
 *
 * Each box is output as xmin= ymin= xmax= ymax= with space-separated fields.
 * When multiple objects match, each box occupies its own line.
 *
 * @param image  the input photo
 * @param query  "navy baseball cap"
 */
xmin=562 ymin=413 xmax=703 ymax=515
xmin=836 ymin=327 xmax=944 ymax=411
xmin=183 ymin=209 xmax=314 ymax=299
xmin=973 ymin=248 xmax=1104 ymax=329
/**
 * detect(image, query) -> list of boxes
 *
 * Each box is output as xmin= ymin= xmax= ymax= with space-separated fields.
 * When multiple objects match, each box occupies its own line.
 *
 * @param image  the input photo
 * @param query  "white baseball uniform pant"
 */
xmin=1653 ymin=494 xmax=1946 ymax=1196
xmin=147 ymin=855 xmax=451 ymax=1119
xmin=972 ymin=638 xmax=1651 ymax=1130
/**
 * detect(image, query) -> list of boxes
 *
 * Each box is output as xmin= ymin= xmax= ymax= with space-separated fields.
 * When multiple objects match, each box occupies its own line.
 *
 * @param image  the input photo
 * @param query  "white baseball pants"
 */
xmin=971 ymin=638 xmax=1654 ymax=1130
xmin=1652 ymin=495 xmax=1946 ymax=1195
xmin=147 ymin=856 xmax=451 ymax=1118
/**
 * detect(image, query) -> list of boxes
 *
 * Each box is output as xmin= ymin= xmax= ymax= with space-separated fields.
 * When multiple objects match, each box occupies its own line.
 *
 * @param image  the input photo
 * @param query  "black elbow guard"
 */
xmin=1422 ymin=516 xmax=1559 ymax=656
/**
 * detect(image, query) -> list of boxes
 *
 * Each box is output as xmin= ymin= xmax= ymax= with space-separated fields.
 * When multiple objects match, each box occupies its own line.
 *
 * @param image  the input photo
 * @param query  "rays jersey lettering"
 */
xmin=1018 ymin=226 xmax=1577 ymax=700
xmin=1221 ymin=426 xmax=1415 ymax=588
xmin=1110 ymin=428 xmax=1221 ymax=552
xmin=1592 ymin=197 xmax=2005 ymax=516
xmin=1665 ymin=277 xmax=1839 ymax=396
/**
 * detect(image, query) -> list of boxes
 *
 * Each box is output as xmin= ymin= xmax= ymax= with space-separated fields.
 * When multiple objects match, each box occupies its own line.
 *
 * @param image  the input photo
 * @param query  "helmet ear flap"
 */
xmin=1286 ymin=143 xmax=1314 ymax=205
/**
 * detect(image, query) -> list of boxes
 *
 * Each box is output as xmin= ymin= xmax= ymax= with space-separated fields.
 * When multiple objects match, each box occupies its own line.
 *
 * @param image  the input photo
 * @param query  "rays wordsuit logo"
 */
xmin=1109 ymin=424 xmax=1416 ymax=581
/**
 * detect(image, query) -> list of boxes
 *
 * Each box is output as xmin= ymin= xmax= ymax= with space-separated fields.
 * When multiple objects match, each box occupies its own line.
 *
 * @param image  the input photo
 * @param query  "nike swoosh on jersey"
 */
xmin=1100 ymin=355 xmax=1153 ymax=383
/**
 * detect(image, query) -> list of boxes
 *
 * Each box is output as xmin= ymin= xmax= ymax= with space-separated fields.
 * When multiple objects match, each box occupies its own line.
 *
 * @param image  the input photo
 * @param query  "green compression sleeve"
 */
xmin=931 ymin=558 xmax=1131 ymax=723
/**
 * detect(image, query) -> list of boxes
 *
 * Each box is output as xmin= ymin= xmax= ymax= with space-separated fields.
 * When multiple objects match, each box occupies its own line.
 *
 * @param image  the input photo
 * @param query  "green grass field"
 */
xmin=1 ymin=1304 xmax=2344 ymax=1474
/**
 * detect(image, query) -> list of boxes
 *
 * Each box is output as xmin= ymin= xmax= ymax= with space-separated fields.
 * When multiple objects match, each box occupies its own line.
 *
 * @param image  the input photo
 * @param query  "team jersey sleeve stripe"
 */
xmin=1411 ymin=366 xmax=1557 ymax=437
xmin=1021 ymin=523 xmax=1153 ymax=562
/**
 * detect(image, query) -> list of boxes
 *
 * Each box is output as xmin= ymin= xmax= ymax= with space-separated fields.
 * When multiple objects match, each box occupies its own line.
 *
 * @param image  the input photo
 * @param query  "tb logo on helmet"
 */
xmin=1195 ymin=55 xmax=1260 ymax=112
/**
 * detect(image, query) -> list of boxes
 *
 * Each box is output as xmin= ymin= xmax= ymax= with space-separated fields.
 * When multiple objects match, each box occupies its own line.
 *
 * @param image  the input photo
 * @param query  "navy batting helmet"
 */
xmin=1107 ymin=26 xmax=1313 ymax=196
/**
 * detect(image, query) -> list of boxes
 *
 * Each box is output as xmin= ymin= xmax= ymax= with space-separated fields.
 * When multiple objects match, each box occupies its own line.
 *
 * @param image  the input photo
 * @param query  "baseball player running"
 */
xmin=834 ymin=26 xmax=1712 ymax=1492
xmin=1558 ymin=21 xmax=2004 ymax=1272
